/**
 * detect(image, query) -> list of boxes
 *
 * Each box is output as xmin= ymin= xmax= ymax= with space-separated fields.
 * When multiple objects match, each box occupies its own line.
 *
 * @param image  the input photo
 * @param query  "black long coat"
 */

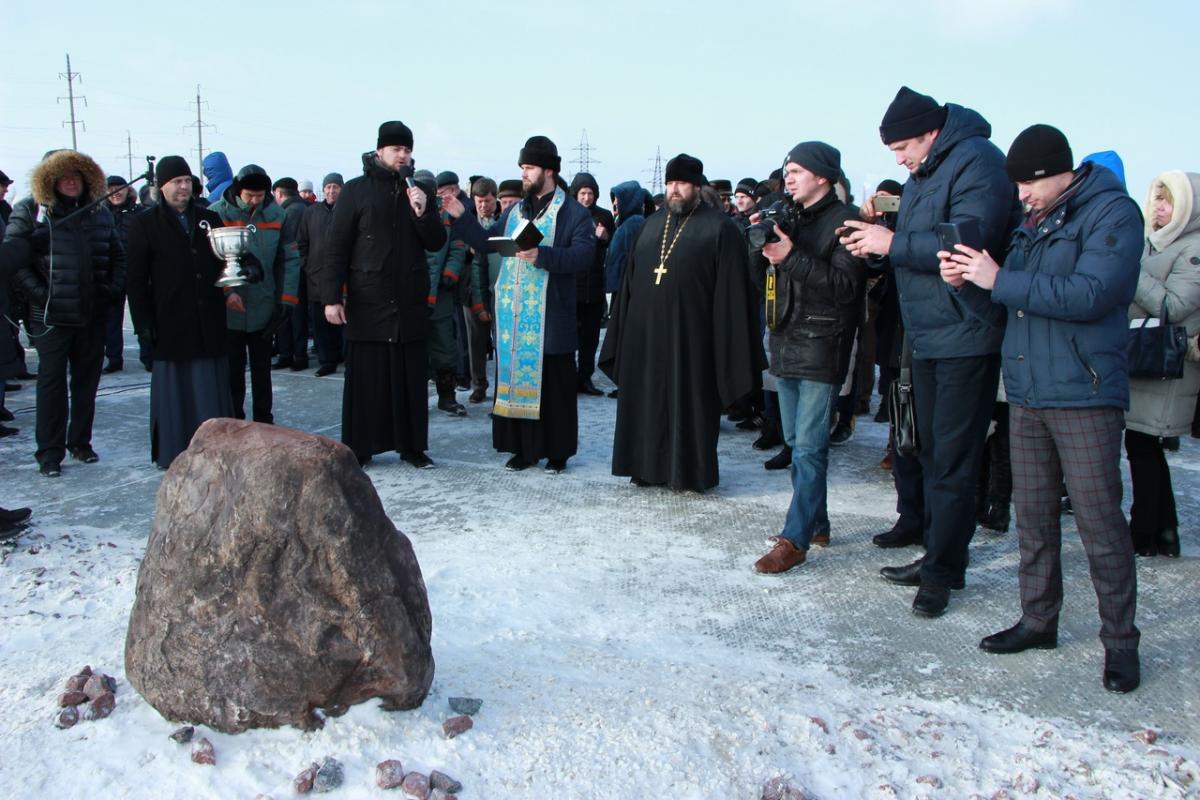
xmin=125 ymin=201 xmax=228 ymax=362
xmin=320 ymin=154 xmax=446 ymax=343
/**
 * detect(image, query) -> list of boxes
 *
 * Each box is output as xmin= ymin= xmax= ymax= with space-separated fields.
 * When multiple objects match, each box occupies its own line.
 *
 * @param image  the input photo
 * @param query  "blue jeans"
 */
xmin=777 ymin=377 xmax=837 ymax=549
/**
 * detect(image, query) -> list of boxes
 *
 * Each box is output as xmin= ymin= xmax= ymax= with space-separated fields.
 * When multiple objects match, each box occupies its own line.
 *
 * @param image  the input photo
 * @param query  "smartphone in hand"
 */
xmin=936 ymin=220 xmax=982 ymax=253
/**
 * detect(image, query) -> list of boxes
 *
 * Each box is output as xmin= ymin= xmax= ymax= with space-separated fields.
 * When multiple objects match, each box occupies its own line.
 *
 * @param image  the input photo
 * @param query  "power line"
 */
xmin=645 ymin=146 xmax=664 ymax=195
xmin=569 ymin=128 xmax=599 ymax=177
xmin=57 ymin=53 xmax=86 ymax=150
xmin=184 ymin=84 xmax=216 ymax=165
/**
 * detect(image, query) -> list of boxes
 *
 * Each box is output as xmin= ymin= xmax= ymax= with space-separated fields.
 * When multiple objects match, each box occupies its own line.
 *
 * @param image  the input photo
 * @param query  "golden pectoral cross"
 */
xmin=653 ymin=262 xmax=668 ymax=285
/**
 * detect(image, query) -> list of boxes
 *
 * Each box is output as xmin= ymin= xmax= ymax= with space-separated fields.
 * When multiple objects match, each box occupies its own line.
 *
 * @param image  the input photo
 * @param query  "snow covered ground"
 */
xmin=2 ymin=337 xmax=1199 ymax=799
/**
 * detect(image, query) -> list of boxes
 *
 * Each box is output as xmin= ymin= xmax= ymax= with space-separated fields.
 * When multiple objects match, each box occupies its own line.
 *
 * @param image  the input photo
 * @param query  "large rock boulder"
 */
xmin=125 ymin=419 xmax=434 ymax=733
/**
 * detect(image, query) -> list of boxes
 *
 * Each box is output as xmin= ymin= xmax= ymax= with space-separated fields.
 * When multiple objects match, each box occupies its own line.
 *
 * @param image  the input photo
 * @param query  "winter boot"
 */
xmin=435 ymin=371 xmax=467 ymax=417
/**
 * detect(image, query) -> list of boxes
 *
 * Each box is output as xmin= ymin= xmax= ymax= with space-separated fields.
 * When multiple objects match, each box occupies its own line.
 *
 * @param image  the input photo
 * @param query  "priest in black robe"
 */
xmin=599 ymin=154 xmax=765 ymax=492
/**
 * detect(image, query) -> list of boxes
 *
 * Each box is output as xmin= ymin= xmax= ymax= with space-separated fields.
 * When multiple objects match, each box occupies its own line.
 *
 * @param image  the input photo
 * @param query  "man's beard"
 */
xmin=523 ymin=178 xmax=546 ymax=204
xmin=666 ymin=192 xmax=700 ymax=215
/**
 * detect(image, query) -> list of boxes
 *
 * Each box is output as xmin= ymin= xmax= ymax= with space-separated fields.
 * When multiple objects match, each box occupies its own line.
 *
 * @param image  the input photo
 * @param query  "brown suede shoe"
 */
xmin=754 ymin=539 xmax=806 ymax=574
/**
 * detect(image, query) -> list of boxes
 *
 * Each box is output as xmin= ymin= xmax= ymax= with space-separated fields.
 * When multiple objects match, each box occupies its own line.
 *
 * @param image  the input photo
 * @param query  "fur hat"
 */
xmin=665 ymin=154 xmax=705 ymax=186
xmin=518 ymin=136 xmax=560 ymax=172
xmin=377 ymin=121 xmax=414 ymax=150
xmin=31 ymin=150 xmax=106 ymax=206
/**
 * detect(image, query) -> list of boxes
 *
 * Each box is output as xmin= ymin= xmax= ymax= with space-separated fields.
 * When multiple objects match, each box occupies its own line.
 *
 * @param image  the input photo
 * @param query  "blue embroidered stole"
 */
xmin=492 ymin=188 xmax=565 ymax=419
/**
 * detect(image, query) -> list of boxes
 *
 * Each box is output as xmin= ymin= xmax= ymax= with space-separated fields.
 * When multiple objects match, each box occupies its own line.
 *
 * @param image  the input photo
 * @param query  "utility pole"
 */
xmin=570 ymin=128 xmax=599 ymax=177
xmin=184 ymin=85 xmax=215 ymax=165
xmin=646 ymin=146 xmax=664 ymax=195
xmin=125 ymin=131 xmax=135 ymax=181
xmin=58 ymin=53 xmax=86 ymax=150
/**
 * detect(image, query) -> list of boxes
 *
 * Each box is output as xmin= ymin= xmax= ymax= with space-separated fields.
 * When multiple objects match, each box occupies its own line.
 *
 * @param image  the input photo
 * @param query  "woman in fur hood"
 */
xmin=1124 ymin=170 xmax=1200 ymax=558
xmin=3 ymin=149 xmax=125 ymax=477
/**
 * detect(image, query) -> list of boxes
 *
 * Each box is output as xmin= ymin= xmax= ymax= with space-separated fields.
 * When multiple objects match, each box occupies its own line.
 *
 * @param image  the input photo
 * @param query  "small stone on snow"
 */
xmin=313 ymin=757 xmax=344 ymax=792
xmin=442 ymin=715 xmax=473 ymax=738
xmin=191 ymin=737 xmax=215 ymax=766
xmin=376 ymin=759 xmax=405 ymax=789
xmin=429 ymin=770 xmax=463 ymax=793
xmin=170 ymin=725 xmax=195 ymax=744
xmin=401 ymin=771 xmax=430 ymax=799
xmin=448 ymin=697 xmax=482 ymax=716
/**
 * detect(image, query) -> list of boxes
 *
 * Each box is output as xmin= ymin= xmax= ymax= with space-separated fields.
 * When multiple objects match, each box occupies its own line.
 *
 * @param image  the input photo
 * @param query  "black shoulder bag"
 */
xmin=1127 ymin=298 xmax=1188 ymax=380
xmin=888 ymin=333 xmax=919 ymax=457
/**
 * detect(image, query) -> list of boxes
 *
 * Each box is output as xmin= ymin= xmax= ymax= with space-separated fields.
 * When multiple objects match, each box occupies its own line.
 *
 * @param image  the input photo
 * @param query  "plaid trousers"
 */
xmin=1009 ymin=404 xmax=1139 ymax=650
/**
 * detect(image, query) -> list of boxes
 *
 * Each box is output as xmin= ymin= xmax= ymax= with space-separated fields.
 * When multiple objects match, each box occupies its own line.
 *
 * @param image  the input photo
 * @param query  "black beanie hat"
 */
xmin=272 ymin=177 xmax=299 ymax=193
xmin=785 ymin=141 xmax=842 ymax=183
xmin=876 ymin=179 xmax=904 ymax=196
xmin=436 ymin=170 xmax=459 ymax=188
xmin=1006 ymin=124 xmax=1073 ymax=182
xmin=321 ymin=172 xmax=344 ymax=188
xmin=377 ymin=120 xmax=414 ymax=150
xmin=155 ymin=155 xmax=191 ymax=187
xmin=518 ymin=135 xmax=561 ymax=172
xmin=106 ymin=174 xmax=128 ymax=187
xmin=735 ymin=177 xmax=757 ymax=197
xmin=711 ymin=179 xmax=732 ymax=196
xmin=497 ymin=179 xmax=523 ymax=199
xmin=879 ymin=86 xmax=948 ymax=144
xmin=665 ymin=153 xmax=705 ymax=185
xmin=569 ymin=172 xmax=600 ymax=197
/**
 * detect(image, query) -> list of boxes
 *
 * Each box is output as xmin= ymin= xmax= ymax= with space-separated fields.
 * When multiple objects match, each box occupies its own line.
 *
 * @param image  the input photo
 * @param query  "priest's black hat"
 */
xmin=880 ymin=86 xmax=947 ymax=144
xmin=785 ymin=141 xmax=841 ymax=183
xmin=665 ymin=154 xmax=705 ymax=186
xmin=1006 ymin=124 xmax=1073 ymax=182
xmin=377 ymin=120 xmax=414 ymax=150
xmin=155 ymin=155 xmax=191 ymax=187
xmin=735 ymin=177 xmax=757 ymax=197
xmin=518 ymin=136 xmax=561 ymax=172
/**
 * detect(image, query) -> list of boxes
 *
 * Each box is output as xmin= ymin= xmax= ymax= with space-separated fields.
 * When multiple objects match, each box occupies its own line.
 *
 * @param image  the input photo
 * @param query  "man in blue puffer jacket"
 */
xmin=941 ymin=125 xmax=1144 ymax=694
xmin=841 ymin=86 xmax=1023 ymax=618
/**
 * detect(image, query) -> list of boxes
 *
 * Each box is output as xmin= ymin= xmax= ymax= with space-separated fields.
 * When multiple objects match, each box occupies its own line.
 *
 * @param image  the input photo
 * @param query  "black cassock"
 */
xmin=599 ymin=204 xmax=765 ymax=492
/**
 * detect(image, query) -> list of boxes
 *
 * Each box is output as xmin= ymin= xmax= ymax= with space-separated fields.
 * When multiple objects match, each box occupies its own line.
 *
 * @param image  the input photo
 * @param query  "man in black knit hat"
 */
xmin=840 ymin=86 xmax=1022 ymax=618
xmin=321 ymin=120 xmax=446 ymax=468
xmin=599 ymin=153 xmax=764 ymax=492
xmin=442 ymin=135 xmax=595 ymax=473
xmin=941 ymin=124 xmax=1144 ymax=693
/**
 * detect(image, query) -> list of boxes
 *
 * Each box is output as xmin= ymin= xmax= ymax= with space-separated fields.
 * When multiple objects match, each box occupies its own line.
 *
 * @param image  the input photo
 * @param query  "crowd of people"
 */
xmin=2 ymin=85 xmax=1199 ymax=695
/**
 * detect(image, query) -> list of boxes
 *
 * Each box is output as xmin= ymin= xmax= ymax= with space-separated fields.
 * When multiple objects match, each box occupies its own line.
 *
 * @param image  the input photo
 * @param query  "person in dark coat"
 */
xmin=321 ymin=121 xmax=447 ymax=468
xmin=568 ymin=172 xmax=615 ymax=396
xmin=943 ymin=125 xmax=1144 ymax=693
xmin=299 ymin=172 xmax=344 ymax=376
xmin=101 ymin=175 xmax=141 ymax=374
xmin=599 ymin=154 xmax=765 ymax=492
xmin=750 ymin=143 xmax=866 ymax=573
xmin=0 ymin=233 xmax=33 ymax=533
xmin=841 ymin=86 xmax=1022 ymax=618
xmin=443 ymin=135 xmax=596 ymax=473
xmin=125 ymin=155 xmax=235 ymax=468
xmin=5 ymin=149 xmax=125 ymax=476
xmin=270 ymin=177 xmax=311 ymax=371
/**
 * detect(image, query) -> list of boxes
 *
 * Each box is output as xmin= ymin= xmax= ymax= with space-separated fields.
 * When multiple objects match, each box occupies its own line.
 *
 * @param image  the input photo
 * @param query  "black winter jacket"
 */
xmin=7 ymin=195 xmax=125 ymax=327
xmin=320 ymin=153 xmax=446 ymax=343
xmin=752 ymin=191 xmax=866 ymax=384
xmin=125 ymin=201 xmax=229 ymax=362
xmin=299 ymin=200 xmax=337 ymax=302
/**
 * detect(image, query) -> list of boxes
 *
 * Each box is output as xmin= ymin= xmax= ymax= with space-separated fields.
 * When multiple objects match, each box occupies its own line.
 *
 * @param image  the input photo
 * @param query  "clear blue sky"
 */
xmin=2 ymin=0 xmax=1195 ymax=206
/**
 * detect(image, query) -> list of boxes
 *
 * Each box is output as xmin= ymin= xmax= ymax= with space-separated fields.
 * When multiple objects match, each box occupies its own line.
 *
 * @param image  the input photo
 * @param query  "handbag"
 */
xmin=1126 ymin=299 xmax=1188 ymax=380
xmin=887 ymin=333 xmax=919 ymax=457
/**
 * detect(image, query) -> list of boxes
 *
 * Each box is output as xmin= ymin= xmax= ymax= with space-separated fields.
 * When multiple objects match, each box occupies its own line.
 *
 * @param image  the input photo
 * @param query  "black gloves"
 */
xmin=241 ymin=251 xmax=265 ymax=284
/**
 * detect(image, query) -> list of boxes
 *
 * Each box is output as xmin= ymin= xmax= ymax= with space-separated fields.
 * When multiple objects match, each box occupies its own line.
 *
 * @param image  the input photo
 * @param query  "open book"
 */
xmin=488 ymin=219 xmax=544 ymax=257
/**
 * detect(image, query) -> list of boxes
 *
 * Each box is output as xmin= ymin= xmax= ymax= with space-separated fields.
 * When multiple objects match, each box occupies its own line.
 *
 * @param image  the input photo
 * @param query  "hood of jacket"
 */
xmin=1082 ymin=151 xmax=1127 ymax=192
xmin=918 ymin=103 xmax=992 ymax=178
xmin=570 ymin=172 xmax=600 ymax=198
xmin=30 ymin=150 xmax=107 ymax=207
xmin=203 ymin=152 xmax=233 ymax=194
xmin=360 ymin=150 xmax=414 ymax=183
xmin=221 ymin=164 xmax=277 ymax=209
xmin=1146 ymin=171 xmax=1200 ymax=250
xmin=611 ymin=181 xmax=645 ymax=226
